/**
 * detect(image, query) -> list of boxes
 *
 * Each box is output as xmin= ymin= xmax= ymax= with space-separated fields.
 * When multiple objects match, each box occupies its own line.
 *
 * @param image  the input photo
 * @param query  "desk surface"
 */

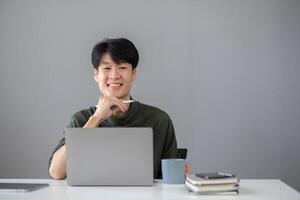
xmin=0 ymin=179 xmax=299 ymax=200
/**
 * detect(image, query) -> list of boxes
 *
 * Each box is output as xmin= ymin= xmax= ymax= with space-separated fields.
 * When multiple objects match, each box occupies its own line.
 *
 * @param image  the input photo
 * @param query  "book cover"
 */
xmin=185 ymin=180 xmax=239 ymax=193
xmin=186 ymin=174 xmax=239 ymax=186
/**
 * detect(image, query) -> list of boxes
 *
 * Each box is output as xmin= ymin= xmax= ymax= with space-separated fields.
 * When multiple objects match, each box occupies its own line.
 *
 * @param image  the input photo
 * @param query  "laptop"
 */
xmin=65 ymin=127 xmax=153 ymax=186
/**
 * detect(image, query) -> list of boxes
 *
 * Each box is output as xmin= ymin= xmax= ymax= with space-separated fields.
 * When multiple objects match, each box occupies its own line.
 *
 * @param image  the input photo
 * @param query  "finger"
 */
xmin=112 ymin=102 xmax=126 ymax=112
xmin=116 ymin=98 xmax=129 ymax=111
xmin=95 ymin=96 xmax=104 ymax=107
xmin=107 ymin=98 xmax=126 ymax=112
xmin=105 ymin=96 xmax=127 ymax=112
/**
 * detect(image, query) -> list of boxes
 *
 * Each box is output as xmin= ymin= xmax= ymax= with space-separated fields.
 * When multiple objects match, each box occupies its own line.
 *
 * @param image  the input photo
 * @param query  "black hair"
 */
xmin=91 ymin=38 xmax=139 ymax=70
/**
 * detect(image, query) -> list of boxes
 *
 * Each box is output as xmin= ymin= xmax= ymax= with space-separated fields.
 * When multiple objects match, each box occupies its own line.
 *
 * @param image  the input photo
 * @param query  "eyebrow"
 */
xmin=100 ymin=61 xmax=112 ymax=65
xmin=101 ymin=61 xmax=128 ymax=67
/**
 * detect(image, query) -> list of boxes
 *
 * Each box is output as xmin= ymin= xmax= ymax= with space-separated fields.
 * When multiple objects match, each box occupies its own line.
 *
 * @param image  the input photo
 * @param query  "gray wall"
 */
xmin=0 ymin=0 xmax=299 ymax=191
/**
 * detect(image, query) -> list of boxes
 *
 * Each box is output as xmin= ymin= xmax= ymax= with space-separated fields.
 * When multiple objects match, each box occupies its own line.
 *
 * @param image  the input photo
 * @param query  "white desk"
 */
xmin=0 ymin=179 xmax=299 ymax=200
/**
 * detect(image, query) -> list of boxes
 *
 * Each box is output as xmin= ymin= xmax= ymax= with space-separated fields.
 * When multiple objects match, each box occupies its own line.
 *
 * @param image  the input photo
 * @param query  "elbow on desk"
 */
xmin=49 ymin=166 xmax=66 ymax=180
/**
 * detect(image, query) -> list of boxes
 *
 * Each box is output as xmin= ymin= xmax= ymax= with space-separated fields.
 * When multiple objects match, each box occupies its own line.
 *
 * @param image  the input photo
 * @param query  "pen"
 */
xmin=123 ymin=100 xmax=135 ymax=103
xmin=95 ymin=100 xmax=135 ymax=107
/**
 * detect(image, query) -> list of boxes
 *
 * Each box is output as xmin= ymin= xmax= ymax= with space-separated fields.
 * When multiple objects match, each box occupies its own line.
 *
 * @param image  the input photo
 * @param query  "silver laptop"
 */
xmin=65 ymin=127 xmax=153 ymax=186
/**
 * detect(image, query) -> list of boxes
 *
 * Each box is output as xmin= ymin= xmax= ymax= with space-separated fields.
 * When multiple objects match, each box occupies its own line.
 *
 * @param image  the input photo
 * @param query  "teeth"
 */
xmin=108 ymin=83 xmax=122 ymax=87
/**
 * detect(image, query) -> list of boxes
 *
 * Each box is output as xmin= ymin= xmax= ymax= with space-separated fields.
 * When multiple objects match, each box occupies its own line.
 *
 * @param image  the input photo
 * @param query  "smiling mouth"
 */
xmin=107 ymin=83 xmax=123 ymax=87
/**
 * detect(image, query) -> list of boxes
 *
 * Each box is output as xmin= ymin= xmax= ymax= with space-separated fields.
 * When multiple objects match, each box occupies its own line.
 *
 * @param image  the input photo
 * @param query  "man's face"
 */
xmin=94 ymin=53 xmax=136 ymax=99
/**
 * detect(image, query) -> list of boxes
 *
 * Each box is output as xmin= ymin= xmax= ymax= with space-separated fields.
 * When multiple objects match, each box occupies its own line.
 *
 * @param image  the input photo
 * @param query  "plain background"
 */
xmin=0 ymin=0 xmax=299 ymax=191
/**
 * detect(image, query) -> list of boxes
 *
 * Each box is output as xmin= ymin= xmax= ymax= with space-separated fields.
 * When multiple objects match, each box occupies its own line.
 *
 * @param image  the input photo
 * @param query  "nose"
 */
xmin=109 ymin=67 xmax=120 ymax=79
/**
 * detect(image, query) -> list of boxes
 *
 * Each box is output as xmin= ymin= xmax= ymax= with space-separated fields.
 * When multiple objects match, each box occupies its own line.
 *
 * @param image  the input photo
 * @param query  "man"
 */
xmin=49 ymin=38 xmax=180 ymax=180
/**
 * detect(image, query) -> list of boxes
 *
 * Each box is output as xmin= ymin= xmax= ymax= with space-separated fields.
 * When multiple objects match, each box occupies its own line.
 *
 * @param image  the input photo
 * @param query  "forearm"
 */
xmin=49 ymin=116 xmax=103 ymax=179
xmin=49 ymin=145 xmax=67 ymax=180
xmin=83 ymin=115 xmax=104 ymax=128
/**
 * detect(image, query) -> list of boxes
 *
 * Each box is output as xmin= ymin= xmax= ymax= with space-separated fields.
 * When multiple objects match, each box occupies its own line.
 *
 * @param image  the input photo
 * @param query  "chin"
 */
xmin=106 ymin=92 xmax=127 ymax=99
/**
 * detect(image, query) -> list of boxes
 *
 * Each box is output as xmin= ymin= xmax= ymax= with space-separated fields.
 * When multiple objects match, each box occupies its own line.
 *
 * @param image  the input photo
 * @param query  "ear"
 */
xmin=93 ymin=68 xmax=99 ymax=82
xmin=132 ymin=69 xmax=137 ymax=81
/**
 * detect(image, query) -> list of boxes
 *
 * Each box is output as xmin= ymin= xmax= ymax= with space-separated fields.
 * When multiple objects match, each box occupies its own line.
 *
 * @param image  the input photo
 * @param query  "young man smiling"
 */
xmin=49 ymin=38 xmax=180 ymax=180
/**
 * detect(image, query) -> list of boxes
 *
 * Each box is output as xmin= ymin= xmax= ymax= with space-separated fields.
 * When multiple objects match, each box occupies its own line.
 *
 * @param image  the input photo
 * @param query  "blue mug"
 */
xmin=161 ymin=159 xmax=185 ymax=184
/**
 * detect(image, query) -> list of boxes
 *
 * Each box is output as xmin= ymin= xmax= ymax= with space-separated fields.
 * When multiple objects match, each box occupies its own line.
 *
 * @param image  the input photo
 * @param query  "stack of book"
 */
xmin=185 ymin=173 xmax=239 ymax=195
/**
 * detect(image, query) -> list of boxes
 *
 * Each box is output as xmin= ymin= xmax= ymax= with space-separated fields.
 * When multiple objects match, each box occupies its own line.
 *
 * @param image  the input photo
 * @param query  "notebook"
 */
xmin=0 ymin=183 xmax=48 ymax=192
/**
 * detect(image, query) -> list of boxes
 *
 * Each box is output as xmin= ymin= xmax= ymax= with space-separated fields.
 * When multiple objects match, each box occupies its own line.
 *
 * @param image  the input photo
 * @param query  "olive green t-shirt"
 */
xmin=49 ymin=100 xmax=178 ymax=179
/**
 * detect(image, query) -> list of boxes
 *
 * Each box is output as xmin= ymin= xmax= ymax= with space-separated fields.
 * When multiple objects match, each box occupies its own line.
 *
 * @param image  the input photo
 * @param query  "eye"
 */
xmin=102 ymin=67 xmax=110 ymax=70
xmin=119 ymin=66 xmax=127 ymax=70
